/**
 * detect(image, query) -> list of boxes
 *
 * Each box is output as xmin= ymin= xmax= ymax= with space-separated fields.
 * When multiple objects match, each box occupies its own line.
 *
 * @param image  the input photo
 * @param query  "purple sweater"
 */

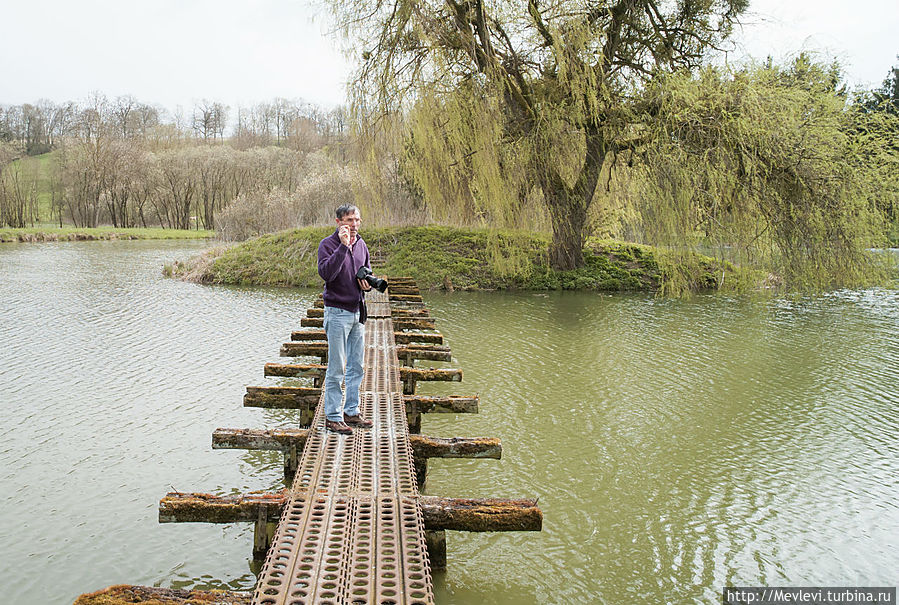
xmin=317 ymin=230 xmax=370 ymax=312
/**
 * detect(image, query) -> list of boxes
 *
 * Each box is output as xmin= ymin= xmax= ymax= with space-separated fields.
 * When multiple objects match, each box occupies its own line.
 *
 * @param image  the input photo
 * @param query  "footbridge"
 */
xmin=76 ymin=278 xmax=541 ymax=605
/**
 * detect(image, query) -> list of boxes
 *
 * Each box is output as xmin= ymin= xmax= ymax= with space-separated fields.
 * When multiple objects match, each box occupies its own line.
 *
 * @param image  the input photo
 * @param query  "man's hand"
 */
xmin=338 ymin=225 xmax=352 ymax=247
xmin=358 ymin=278 xmax=372 ymax=291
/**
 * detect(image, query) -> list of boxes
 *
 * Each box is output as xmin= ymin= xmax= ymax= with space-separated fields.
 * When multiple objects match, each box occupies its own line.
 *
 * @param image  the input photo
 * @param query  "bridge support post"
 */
xmin=414 ymin=457 xmax=428 ymax=489
xmin=425 ymin=530 xmax=446 ymax=570
xmin=253 ymin=507 xmax=276 ymax=560
xmin=284 ymin=444 xmax=299 ymax=476
xmin=407 ymin=408 xmax=422 ymax=433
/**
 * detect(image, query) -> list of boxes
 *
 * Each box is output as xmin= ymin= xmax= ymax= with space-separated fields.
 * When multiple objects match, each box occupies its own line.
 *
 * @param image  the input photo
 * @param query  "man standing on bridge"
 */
xmin=317 ymin=204 xmax=374 ymax=434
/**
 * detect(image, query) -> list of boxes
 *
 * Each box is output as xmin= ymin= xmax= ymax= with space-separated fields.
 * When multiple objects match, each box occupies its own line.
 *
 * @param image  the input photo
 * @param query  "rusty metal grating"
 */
xmin=253 ymin=289 xmax=435 ymax=605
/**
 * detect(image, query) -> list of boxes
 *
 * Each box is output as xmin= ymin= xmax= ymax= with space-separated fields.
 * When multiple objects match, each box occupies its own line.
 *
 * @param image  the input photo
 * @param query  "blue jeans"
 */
xmin=322 ymin=306 xmax=365 ymax=421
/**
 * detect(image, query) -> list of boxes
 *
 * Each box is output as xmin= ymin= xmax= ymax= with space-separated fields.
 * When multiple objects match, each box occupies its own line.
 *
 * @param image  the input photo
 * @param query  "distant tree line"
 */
xmin=0 ymin=94 xmax=357 ymax=230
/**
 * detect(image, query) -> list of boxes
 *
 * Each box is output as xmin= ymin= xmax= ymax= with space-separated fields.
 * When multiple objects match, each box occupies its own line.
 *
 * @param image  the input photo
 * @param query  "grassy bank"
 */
xmin=0 ymin=226 xmax=215 ymax=243
xmin=166 ymin=226 xmax=753 ymax=293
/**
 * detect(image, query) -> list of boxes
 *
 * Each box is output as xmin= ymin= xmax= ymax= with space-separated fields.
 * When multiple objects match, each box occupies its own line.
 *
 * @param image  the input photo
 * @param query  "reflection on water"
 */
xmin=1 ymin=242 xmax=897 ymax=604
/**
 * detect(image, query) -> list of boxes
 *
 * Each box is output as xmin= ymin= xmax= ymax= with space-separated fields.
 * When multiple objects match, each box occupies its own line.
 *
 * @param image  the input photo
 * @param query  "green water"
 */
xmin=1 ymin=241 xmax=896 ymax=604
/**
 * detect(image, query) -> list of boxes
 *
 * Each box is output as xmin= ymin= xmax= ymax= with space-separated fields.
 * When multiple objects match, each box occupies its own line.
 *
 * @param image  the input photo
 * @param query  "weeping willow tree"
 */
xmin=635 ymin=57 xmax=890 ymax=289
xmin=327 ymin=0 xmax=748 ymax=269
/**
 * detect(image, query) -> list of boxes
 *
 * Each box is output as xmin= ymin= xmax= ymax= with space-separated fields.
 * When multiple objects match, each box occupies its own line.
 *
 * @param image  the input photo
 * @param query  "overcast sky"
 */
xmin=1 ymin=0 xmax=896 ymax=114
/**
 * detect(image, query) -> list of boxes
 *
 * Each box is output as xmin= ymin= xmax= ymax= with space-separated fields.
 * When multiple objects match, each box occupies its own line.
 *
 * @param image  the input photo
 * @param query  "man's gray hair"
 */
xmin=335 ymin=204 xmax=360 ymax=219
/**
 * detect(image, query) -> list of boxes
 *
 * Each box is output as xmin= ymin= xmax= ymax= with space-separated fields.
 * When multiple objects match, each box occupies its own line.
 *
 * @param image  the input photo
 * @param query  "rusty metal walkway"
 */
xmin=252 ymin=289 xmax=434 ymax=605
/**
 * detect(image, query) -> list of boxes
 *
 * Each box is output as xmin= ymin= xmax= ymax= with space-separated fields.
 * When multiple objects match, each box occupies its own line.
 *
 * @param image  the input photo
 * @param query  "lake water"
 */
xmin=1 ymin=241 xmax=897 ymax=604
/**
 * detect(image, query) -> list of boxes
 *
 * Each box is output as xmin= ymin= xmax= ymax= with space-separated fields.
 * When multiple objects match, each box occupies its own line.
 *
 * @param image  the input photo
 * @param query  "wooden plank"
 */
xmin=279 ymin=341 xmax=328 ymax=357
xmin=159 ymin=490 xmax=288 ymax=523
xmin=211 ymin=428 xmax=501 ymax=459
xmin=418 ymin=496 xmax=542 ymax=532
xmin=74 ymin=585 xmax=252 ymax=605
xmin=409 ymin=435 xmax=500 ymax=459
xmin=400 ymin=367 xmax=462 ymax=383
xmin=159 ymin=492 xmax=540 ymax=531
xmin=394 ymin=318 xmax=437 ymax=330
xmin=291 ymin=329 xmax=326 ymax=341
xmin=243 ymin=386 xmax=320 ymax=409
xmin=396 ymin=344 xmax=451 ymax=361
xmin=391 ymin=308 xmax=431 ymax=317
xmin=393 ymin=332 xmax=444 ymax=345
xmin=390 ymin=293 xmax=423 ymax=302
xmin=212 ymin=428 xmax=307 ymax=451
xmin=263 ymin=362 xmax=326 ymax=378
xmin=404 ymin=395 xmax=479 ymax=414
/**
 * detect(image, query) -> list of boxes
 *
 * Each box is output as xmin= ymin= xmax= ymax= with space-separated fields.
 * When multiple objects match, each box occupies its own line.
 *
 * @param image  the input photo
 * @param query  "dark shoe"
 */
xmin=326 ymin=419 xmax=353 ymax=434
xmin=343 ymin=413 xmax=373 ymax=428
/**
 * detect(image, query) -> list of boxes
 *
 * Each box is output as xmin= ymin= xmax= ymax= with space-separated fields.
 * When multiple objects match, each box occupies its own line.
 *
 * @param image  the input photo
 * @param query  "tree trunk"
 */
xmin=542 ymin=128 xmax=606 ymax=271
xmin=544 ymin=184 xmax=588 ymax=270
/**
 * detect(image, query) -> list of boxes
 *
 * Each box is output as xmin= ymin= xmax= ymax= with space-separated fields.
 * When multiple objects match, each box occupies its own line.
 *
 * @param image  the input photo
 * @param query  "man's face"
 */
xmin=337 ymin=210 xmax=361 ymax=240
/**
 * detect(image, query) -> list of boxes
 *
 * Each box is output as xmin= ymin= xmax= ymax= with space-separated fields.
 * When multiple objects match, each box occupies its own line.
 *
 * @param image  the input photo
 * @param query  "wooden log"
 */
xmin=262 ymin=364 xmax=459 ymax=393
xmin=396 ymin=344 xmax=451 ymax=362
xmin=212 ymin=428 xmax=501 ymax=460
xmin=394 ymin=318 xmax=437 ymax=330
xmin=212 ymin=427 xmax=308 ymax=451
xmin=263 ymin=362 xmax=326 ymax=378
xmin=390 ymin=301 xmax=427 ymax=309
xmin=280 ymin=341 xmax=328 ymax=357
xmin=405 ymin=395 xmax=478 ymax=414
xmin=74 ymin=585 xmax=251 ymax=605
xmin=243 ymin=386 xmax=320 ymax=409
xmin=387 ymin=287 xmax=421 ymax=296
xmin=400 ymin=366 xmax=462 ymax=380
xmin=306 ymin=307 xmax=324 ymax=318
xmin=291 ymin=329 xmax=326 ymax=341
xmin=313 ymin=295 xmax=422 ymax=308
xmin=419 ymin=496 xmax=542 ymax=532
xmin=410 ymin=435 xmax=500 ymax=459
xmin=159 ymin=493 xmax=542 ymax=531
xmin=159 ymin=490 xmax=289 ymax=523
xmin=393 ymin=331 xmax=443 ymax=345
xmin=400 ymin=366 xmax=462 ymax=395
xmin=391 ymin=308 xmax=431 ymax=317
xmin=299 ymin=317 xmax=323 ymax=328
xmin=390 ymin=293 xmax=423 ymax=302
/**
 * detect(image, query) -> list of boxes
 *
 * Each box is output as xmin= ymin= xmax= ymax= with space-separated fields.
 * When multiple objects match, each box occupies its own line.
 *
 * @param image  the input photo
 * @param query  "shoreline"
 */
xmin=0 ymin=226 xmax=215 ymax=243
xmin=165 ymin=225 xmax=757 ymax=294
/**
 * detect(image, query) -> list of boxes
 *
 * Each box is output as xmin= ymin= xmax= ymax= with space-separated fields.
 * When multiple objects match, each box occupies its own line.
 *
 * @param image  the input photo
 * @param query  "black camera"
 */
xmin=356 ymin=266 xmax=388 ymax=292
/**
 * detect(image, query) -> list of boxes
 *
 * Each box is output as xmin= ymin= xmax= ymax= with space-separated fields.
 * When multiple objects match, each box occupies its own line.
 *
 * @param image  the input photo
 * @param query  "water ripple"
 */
xmin=3 ymin=246 xmax=898 ymax=605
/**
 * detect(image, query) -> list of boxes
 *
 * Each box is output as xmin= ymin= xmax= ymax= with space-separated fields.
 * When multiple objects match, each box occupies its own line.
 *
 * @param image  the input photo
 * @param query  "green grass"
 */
xmin=167 ymin=225 xmax=751 ymax=293
xmin=0 ymin=226 xmax=215 ymax=243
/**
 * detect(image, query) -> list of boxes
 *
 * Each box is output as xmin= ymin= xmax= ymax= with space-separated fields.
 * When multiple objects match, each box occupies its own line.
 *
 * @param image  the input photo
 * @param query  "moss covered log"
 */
xmin=243 ymin=386 xmax=320 ymax=409
xmin=405 ymin=395 xmax=479 ymax=414
xmin=74 ymin=585 xmax=250 ymax=605
xmin=211 ymin=428 xmax=500 ymax=459
xmin=159 ymin=492 xmax=538 ymax=530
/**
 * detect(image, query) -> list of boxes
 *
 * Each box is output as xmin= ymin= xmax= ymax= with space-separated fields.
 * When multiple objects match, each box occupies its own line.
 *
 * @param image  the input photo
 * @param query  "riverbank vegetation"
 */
xmin=325 ymin=0 xmax=899 ymax=289
xmin=166 ymin=225 xmax=757 ymax=293
xmin=3 ymin=51 xmax=898 ymax=291
xmin=0 ymin=226 xmax=213 ymax=243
